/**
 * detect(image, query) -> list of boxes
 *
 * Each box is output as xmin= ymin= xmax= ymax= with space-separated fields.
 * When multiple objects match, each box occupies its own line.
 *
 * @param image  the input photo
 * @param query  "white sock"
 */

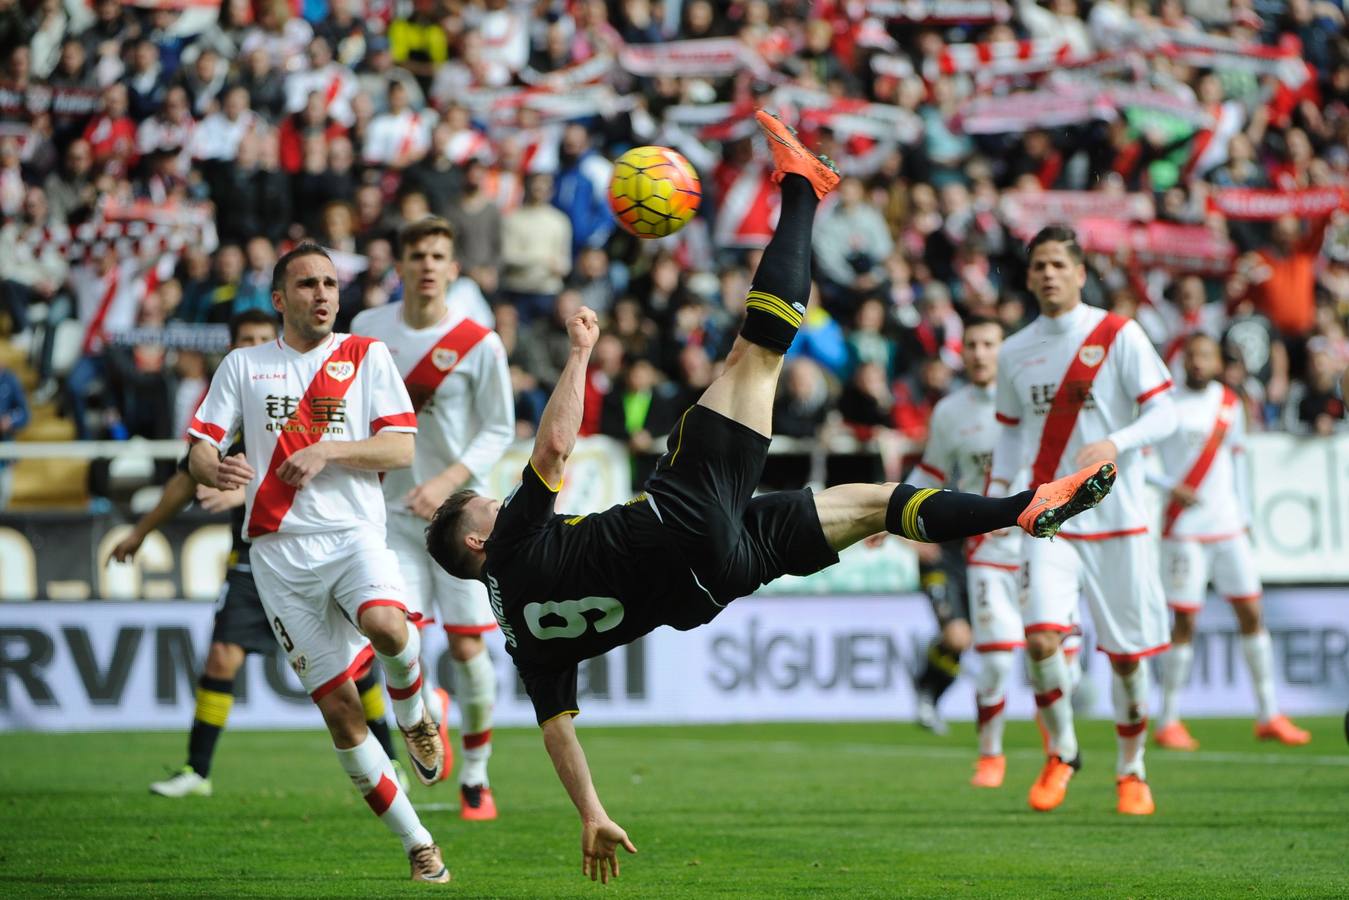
xmin=1160 ymin=642 xmax=1193 ymax=728
xmin=975 ymin=651 xmax=1013 ymax=757
xmin=376 ymin=624 xmax=425 ymax=728
xmin=335 ymin=732 xmax=432 ymax=852
xmin=1028 ymin=649 xmax=1078 ymax=761
xmin=452 ymin=649 xmax=497 ymax=787
xmin=1112 ymin=665 xmax=1150 ymax=779
xmin=1241 ymin=631 xmax=1278 ymax=724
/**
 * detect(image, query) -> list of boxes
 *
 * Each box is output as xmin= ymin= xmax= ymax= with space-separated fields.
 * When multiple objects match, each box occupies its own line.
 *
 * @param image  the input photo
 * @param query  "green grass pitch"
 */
xmin=3 ymin=718 xmax=1346 ymax=898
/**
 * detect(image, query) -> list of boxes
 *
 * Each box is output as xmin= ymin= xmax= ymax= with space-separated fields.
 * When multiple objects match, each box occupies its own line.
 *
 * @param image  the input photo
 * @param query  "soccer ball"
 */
xmin=608 ymin=146 xmax=702 ymax=239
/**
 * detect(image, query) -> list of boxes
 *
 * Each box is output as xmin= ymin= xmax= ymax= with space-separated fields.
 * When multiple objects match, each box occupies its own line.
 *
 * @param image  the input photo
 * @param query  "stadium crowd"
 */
xmin=2 ymin=0 xmax=1349 ymax=485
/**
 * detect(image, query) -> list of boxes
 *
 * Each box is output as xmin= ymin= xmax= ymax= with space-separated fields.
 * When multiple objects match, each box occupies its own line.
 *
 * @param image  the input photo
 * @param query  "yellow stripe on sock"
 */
xmin=194 ymin=688 xmax=234 ymax=727
xmin=902 ymin=488 xmax=941 ymax=541
xmin=745 ymin=291 xmax=803 ymax=326
xmin=360 ymin=683 xmax=387 ymax=721
xmin=928 ymin=643 xmax=962 ymax=676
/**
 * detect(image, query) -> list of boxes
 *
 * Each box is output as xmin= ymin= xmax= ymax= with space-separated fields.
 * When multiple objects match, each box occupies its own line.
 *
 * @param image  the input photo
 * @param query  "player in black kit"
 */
xmin=109 ymin=312 xmax=404 ymax=797
xmin=426 ymin=112 xmax=1117 ymax=883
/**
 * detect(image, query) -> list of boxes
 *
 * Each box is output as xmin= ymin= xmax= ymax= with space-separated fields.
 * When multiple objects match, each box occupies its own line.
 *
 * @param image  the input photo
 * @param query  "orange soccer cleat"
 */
xmin=1028 ymin=755 xmax=1078 ymax=811
xmin=753 ymin=110 xmax=841 ymax=199
xmin=1154 ymin=720 xmax=1200 ymax=751
xmin=1255 ymin=715 xmax=1311 ymax=746
xmin=1116 ymin=775 xmax=1155 ymax=815
xmin=1018 ymin=461 xmax=1117 ymax=538
xmin=433 ymin=687 xmax=455 ymax=782
xmin=970 ymin=754 xmax=1006 ymax=788
xmin=460 ymin=784 xmax=498 ymax=821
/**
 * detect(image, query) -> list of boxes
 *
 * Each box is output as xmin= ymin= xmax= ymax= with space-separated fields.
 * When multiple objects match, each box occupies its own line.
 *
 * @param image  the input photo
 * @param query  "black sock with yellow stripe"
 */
xmin=740 ymin=174 xmax=818 ymax=353
xmin=187 ymin=675 xmax=234 ymax=778
xmin=886 ymin=484 xmax=1036 ymax=542
xmin=916 ymin=639 xmax=962 ymax=703
xmin=355 ymin=670 xmax=398 ymax=763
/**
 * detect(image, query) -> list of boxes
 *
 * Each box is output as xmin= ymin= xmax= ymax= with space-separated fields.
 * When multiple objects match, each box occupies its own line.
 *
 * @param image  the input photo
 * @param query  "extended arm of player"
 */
xmin=441 ymin=337 xmax=517 ymax=492
xmin=312 ymin=430 xmax=415 ymax=471
xmin=108 ymin=470 xmax=198 ymax=564
xmin=1105 ymin=388 xmax=1177 ymax=455
xmin=541 ymin=713 xmax=637 ymax=883
xmin=531 ymin=308 xmax=599 ymax=489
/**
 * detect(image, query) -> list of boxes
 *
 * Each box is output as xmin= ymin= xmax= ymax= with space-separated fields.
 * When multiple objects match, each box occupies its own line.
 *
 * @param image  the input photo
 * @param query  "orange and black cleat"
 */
xmin=1116 ymin=775 xmax=1156 ymax=815
xmin=1154 ymin=720 xmax=1200 ymax=751
xmin=1019 ymin=461 xmax=1117 ymax=539
xmin=460 ymin=784 xmax=498 ymax=821
xmin=970 ymin=754 xmax=1006 ymax=789
xmin=1255 ymin=715 xmax=1311 ymax=746
xmin=753 ymin=109 xmax=841 ymax=199
xmin=1028 ymin=754 xmax=1079 ymax=811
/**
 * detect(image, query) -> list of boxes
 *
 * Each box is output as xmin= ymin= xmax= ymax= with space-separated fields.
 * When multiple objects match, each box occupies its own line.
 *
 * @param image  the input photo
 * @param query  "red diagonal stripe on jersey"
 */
xmin=1030 ymin=313 xmax=1129 ymax=488
xmin=403 ymin=319 xmax=492 ymax=413
xmin=247 ymin=336 xmax=376 ymax=538
xmin=1162 ymin=386 xmax=1237 ymax=537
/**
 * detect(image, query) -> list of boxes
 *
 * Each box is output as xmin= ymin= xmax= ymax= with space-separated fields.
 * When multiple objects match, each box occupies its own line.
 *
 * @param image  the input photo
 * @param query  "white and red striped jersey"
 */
xmin=994 ymin=304 xmax=1173 ymax=537
xmin=909 ymin=382 xmax=1022 ymax=568
xmin=1152 ymin=381 xmax=1248 ymax=540
xmin=352 ymin=302 xmax=514 ymax=509
xmin=283 ymin=63 xmax=358 ymax=126
xmin=187 ymin=333 xmax=417 ymax=539
xmin=363 ymin=109 xmax=435 ymax=166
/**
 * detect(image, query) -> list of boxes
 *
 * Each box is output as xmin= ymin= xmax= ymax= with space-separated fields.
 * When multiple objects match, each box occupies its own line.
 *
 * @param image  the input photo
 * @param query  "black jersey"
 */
xmin=177 ymin=439 xmax=249 ymax=568
xmin=483 ymin=463 xmax=719 ymax=723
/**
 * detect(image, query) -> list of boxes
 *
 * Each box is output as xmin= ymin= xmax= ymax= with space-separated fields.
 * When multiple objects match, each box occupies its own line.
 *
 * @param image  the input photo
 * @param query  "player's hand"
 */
xmin=404 ymin=472 xmax=458 ymax=521
xmin=914 ymin=540 xmax=943 ymax=565
xmin=567 ymin=306 xmax=600 ymax=352
xmin=1073 ymin=439 xmax=1118 ymax=468
xmin=1169 ymin=484 xmax=1199 ymax=508
xmin=216 ymin=454 xmax=257 ymax=491
xmin=197 ymin=483 xmax=245 ymax=513
xmin=277 ymin=445 xmax=328 ymax=489
xmin=108 ymin=532 xmax=145 ymax=565
xmin=581 ymin=817 xmax=636 ymax=884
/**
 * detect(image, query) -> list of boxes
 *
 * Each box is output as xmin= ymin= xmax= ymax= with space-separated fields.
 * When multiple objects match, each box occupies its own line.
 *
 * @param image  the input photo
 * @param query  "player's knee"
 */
xmin=204 ymin=642 xmax=245 ymax=679
xmin=1170 ymin=610 xmax=1197 ymax=643
xmin=1111 ymin=657 xmax=1139 ymax=677
xmin=1232 ymin=599 xmax=1262 ymax=634
xmin=1025 ymin=630 xmax=1061 ymax=660
xmin=358 ymin=605 xmax=409 ymax=652
xmin=943 ymin=620 xmax=972 ymax=653
xmin=449 ymin=633 xmax=485 ymax=662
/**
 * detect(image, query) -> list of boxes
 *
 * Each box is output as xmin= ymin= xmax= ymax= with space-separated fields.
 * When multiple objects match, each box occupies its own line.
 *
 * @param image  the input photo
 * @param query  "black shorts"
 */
xmin=922 ymin=539 xmax=969 ymax=627
xmin=210 ymin=567 xmax=276 ymax=654
xmin=644 ymin=405 xmax=839 ymax=605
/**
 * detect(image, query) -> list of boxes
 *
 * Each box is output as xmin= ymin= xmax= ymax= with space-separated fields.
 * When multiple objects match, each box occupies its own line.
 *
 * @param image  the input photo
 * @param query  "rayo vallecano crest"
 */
xmin=1077 ymin=345 xmax=1105 ymax=367
xmin=432 ymin=348 xmax=459 ymax=372
xmin=325 ymin=360 xmax=355 ymax=381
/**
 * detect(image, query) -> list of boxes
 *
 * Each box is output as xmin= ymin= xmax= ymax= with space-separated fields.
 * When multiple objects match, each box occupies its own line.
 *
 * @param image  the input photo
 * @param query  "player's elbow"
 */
xmin=384 ymin=432 xmax=416 ymax=469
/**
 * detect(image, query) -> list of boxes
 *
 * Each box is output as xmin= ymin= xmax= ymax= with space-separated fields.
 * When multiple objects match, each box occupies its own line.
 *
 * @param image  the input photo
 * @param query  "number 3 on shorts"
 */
xmin=524 ymin=597 xmax=625 ymax=640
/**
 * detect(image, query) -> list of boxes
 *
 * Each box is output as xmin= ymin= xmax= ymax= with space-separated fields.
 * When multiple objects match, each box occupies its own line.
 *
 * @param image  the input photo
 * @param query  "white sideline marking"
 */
xmin=601 ymin=737 xmax=1349 ymax=767
xmin=413 ymin=802 xmax=460 ymax=811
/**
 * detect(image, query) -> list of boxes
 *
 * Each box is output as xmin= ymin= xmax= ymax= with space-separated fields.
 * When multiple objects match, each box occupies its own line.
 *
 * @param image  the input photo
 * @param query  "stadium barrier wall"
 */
xmin=1 ymin=431 xmax=1347 ymax=600
xmin=2 ymin=590 xmax=1346 ymax=732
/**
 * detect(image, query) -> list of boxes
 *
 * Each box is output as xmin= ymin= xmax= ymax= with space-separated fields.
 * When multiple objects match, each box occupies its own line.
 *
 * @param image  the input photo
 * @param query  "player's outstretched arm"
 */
xmin=531 ymin=306 xmax=599 ymax=490
xmin=108 ymin=469 xmax=198 ymax=564
xmin=541 ymin=713 xmax=637 ymax=883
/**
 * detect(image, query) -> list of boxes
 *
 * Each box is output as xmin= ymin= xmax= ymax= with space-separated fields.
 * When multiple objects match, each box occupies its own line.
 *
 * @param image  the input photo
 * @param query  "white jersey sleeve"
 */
xmin=457 ymin=333 xmax=515 ymax=482
xmin=188 ymin=350 xmax=243 ymax=450
xmin=990 ymin=347 xmax=1026 ymax=492
xmin=910 ymin=398 xmax=957 ymax=489
xmin=1106 ymin=320 xmax=1176 ymax=454
xmin=363 ymin=341 xmax=418 ymax=435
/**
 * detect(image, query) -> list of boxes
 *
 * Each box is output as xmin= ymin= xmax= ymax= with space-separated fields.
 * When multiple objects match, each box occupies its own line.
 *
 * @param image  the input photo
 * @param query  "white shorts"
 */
xmin=1160 ymin=535 xmax=1262 ymax=612
xmin=250 ymin=528 xmax=410 ymax=701
xmin=968 ymin=564 xmax=1024 ymax=651
xmin=386 ymin=512 xmax=498 ymax=634
xmin=1021 ymin=533 xmax=1170 ymax=663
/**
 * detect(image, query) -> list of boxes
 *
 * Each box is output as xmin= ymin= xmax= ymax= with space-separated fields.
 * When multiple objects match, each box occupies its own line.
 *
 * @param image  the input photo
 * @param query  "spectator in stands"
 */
xmin=80 ymin=0 xmax=138 ymax=72
xmin=1284 ymin=337 xmax=1349 ymax=435
xmin=788 ymin=287 xmax=849 ymax=380
xmin=0 ymin=361 xmax=30 ymax=509
xmin=0 ymin=186 xmax=68 ymax=341
xmin=82 ymin=82 xmax=137 ymax=176
xmin=316 ymin=0 xmax=370 ymax=69
xmin=846 ymin=297 xmax=897 ymax=381
xmin=893 ymin=355 xmax=954 ymax=444
xmin=357 ymin=33 xmax=424 ymax=115
xmin=123 ymin=38 xmax=168 ymax=122
xmin=403 ymin=121 xmax=462 ymax=218
xmin=236 ymin=237 xmax=275 ymax=316
xmin=204 ymin=243 xmax=246 ymax=324
xmin=609 ymin=296 xmax=658 ymax=362
xmin=232 ymin=47 xmax=285 ymax=121
xmin=478 ymin=0 xmax=529 ymax=76
xmin=774 ymin=357 xmax=831 ymax=440
xmin=568 ymin=246 xmax=620 ymax=317
xmin=362 ymin=80 xmax=431 ymax=168
xmin=191 ymin=85 xmax=255 ymax=162
xmin=501 ymin=172 xmax=571 ymax=323
xmin=239 ymin=0 xmax=312 ymax=72
xmin=599 ymin=356 xmax=682 ymax=455
xmin=813 ymin=176 xmax=894 ymax=319
xmin=1247 ymin=214 xmax=1335 ymax=368
xmin=177 ymin=47 xmax=229 ymax=117
xmin=388 ymin=0 xmax=447 ymax=88
xmin=578 ymin=332 xmax=624 ymax=437
xmin=553 ymin=123 xmax=615 ymax=255
xmin=43 ymin=139 xmax=97 ymax=225
xmin=283 ymin=36 xmax=357 ymax=127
